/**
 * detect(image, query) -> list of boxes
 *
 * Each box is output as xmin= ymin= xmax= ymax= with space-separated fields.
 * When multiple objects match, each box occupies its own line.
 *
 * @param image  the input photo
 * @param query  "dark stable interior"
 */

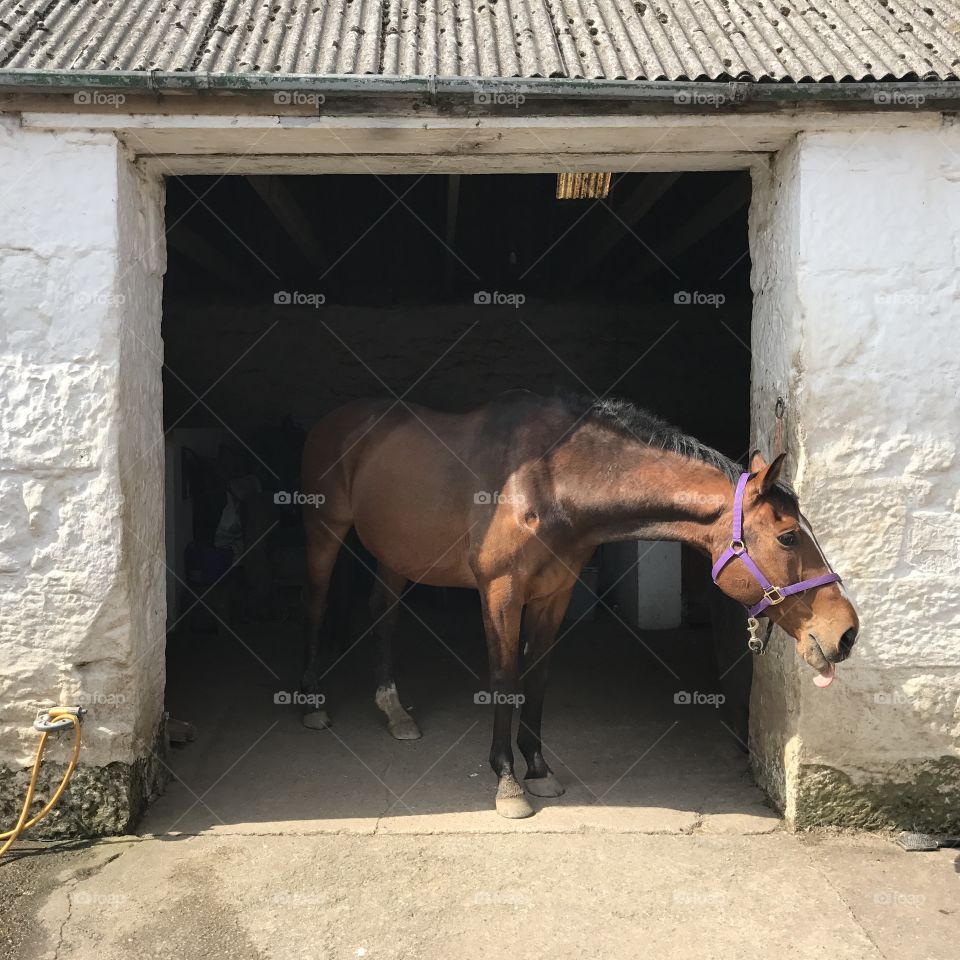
xmin=155 ymin=171 xmax=760 ymax=830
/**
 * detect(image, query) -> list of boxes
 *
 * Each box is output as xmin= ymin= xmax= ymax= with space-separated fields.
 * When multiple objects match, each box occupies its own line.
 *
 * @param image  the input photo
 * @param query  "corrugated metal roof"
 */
xmin=1 ymin=0 xmax=958 ymax=82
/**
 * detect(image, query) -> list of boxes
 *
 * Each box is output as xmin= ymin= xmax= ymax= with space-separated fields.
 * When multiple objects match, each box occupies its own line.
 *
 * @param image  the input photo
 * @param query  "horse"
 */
xmin=298 ymin=391 xmax=859 ymax=818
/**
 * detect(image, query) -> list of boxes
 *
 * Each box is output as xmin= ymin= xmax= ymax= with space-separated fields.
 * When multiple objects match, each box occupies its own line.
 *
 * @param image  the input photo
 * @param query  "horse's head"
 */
xmin=712 ymin=452 xmax=859 ymax=686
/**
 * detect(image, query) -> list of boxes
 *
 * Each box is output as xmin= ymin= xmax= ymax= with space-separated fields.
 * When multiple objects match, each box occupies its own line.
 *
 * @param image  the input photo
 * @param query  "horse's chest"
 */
xmin=469 ymin=514 xmax=578 ymax=586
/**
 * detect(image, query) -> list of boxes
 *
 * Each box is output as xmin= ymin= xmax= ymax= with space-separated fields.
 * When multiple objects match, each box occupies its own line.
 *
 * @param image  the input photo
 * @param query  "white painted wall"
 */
xmin=0 ymin=122 xmax=166 ymax=777
xmin=749 ymin=124 xmax=960 ymax=827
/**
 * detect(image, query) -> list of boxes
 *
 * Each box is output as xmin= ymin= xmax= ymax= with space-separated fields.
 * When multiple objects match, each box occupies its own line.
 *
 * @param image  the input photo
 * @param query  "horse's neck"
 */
xmin=557 ymin=433 xmax=732 ymax=557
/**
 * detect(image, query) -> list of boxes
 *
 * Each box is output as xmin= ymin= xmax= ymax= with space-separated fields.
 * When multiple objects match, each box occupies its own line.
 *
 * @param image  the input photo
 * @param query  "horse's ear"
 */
xmin=754 ymin=452 xmax=786 ymax=495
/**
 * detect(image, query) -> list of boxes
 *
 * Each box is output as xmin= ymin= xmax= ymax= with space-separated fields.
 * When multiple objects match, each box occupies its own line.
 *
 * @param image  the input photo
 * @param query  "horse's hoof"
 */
xmin=524 ymin=773 xmax=565 ymax=798
xmin=495 ymin=794 xmax=534 ymax=819
xmin=388 ymin=718 xmax=422 ymax=740
xmin=301 ymin=710 xmax=332 ymax=730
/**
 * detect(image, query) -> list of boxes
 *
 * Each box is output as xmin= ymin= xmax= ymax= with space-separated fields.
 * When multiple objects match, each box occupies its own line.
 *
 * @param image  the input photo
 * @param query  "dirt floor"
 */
xmin=2 ymin=595 xmax=957 ymax=958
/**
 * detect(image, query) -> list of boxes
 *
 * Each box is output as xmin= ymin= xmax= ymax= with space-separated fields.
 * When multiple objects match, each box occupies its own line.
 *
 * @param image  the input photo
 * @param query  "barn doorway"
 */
xmin=148 ymin=171 xmax=771 ymax=832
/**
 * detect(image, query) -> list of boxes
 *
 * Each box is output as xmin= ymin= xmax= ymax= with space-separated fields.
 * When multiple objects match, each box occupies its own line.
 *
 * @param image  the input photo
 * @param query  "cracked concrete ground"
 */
xmin=4 ymin=832 xmax=958 ymax=960
xmin=2 ymin=601 xmax=956 ymax=957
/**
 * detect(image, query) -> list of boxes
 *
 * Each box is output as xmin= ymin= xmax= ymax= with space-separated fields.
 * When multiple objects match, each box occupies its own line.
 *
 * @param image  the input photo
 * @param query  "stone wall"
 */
xmin=0 ymin=123 xmax=168 ymax=835
xmin=160 ymin=298 xmax=752 ymax=454
xmin=749 ymin=125 xmax=960 ymax=831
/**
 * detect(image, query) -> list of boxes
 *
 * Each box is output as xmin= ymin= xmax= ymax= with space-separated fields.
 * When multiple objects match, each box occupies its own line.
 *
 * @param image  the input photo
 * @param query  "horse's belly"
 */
xmin=351 ymin=462 xmax=475 ymax=587
xmin=354 ymin=509 xmax=475 ymax=586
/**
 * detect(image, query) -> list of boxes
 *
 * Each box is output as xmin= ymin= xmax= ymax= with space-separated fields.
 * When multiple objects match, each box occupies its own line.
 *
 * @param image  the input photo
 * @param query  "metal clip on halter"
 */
xmin=34 ymin=705 xmax=86 ymax=732
xmin=746 ymin=617 xmax=768 ymax=655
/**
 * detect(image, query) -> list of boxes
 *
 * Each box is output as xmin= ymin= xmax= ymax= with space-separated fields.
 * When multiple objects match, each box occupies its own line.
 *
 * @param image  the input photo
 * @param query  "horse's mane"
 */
xmin=559 ymin=393 xmax=744 ymax=486
xmin=559 ymin=393 xmax=799 ymax=503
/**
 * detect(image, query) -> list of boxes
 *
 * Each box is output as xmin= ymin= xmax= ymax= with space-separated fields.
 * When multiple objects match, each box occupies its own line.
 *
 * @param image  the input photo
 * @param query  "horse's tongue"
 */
xmin=813 ymin=663 xmax=836 ymax=688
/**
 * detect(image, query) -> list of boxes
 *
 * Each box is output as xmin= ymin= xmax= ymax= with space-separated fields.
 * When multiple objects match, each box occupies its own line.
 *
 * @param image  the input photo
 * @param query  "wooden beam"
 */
xmin=629 ymin=172 xmax=751 ymax=284
xmin=166 ymin=223 xmax=242 ymax=287
xmin=567 ymin=172 xmax=682 ymax=284
xmin=246 ymin=176 xmax=327 ymax=274
xmin=444 ymin=174 xmax=461 ymax=296
xmin=139 ymin=152 xmax=766 ymax=177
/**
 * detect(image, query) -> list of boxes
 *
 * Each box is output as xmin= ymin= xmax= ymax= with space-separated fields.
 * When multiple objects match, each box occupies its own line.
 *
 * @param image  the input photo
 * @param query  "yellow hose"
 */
xmin=0 ymin=709 xmax=82 ymax=857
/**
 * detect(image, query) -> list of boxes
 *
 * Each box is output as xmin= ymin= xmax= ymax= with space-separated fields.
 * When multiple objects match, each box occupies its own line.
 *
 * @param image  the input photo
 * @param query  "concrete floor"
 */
xmin=5 ymin=831 xmax=958 ymax=960
xmin=2 ymin=595 xmax=957 ymax=958
xmin=150 ymin=590 xmax=769 ymax=835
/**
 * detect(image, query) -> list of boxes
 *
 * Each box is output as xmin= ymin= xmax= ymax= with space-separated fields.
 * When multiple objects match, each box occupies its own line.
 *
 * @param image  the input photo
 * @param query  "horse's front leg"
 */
xmin=478 ymin=577 xmax=530 ymax=818
xmin=517 ymin=586 xmax=574 ymax=799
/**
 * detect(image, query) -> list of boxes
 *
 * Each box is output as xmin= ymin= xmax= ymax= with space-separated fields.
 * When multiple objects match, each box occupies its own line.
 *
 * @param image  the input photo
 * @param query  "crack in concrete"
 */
xmin=135 ymin=825 xmax=762 ymax=838
xmin=812 ymin=859 xmax=889 ymax=960
xmin=49 ymin=843 xmax=133 ymax=960
xmin=51 ymin=878 xmax=77 ymax=960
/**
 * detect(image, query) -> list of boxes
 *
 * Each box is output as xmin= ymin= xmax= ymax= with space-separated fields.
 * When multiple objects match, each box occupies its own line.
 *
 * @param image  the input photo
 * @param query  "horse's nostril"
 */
xmin=839 ymin=627 xmax=857 ymax=656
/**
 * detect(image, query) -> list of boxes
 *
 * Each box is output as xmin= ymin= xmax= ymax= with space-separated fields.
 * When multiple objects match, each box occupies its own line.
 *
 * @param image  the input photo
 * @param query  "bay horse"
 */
xmin=299 ymin=391 xmax=859 ymax=818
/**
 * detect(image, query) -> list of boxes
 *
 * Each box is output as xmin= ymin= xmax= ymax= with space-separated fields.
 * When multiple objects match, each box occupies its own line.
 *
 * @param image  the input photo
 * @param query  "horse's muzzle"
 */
xmin=824 ymin=625 xmax=858 ymax=663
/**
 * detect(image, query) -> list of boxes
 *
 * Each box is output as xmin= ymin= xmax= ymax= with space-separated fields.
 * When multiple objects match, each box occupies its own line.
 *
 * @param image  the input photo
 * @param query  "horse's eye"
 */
xmin=777 ymin=531 xmax=799 ymax=548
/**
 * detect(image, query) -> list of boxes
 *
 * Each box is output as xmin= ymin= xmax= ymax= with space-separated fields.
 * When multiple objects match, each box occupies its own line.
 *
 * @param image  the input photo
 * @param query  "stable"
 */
xmin=0 ymin=1 xmax=958 ymax=836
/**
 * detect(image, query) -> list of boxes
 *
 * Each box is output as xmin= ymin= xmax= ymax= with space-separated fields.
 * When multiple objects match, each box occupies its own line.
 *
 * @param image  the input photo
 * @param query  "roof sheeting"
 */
xmin=1 ymin=0 xmax=958 ymax=82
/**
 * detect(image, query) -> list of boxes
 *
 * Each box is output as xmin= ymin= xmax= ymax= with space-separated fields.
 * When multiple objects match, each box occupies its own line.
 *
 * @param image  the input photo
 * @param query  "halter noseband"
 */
xmin=711 ymin=472 xmax=842 ymax=619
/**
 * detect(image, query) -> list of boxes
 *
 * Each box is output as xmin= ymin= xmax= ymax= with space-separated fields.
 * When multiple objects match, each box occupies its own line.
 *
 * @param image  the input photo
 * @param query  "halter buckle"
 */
xmin=763 ymin=586 xmax=785 ymax=606
xmin=730 ymin=539 xmax=745 ymax=554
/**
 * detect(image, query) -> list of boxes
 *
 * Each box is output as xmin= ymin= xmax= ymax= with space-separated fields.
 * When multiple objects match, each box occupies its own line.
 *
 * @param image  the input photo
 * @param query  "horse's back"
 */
xmin=300 ymin=393 xmax=569 ymax=586
xmin=302 ymin=398 xmax=392 ymax=483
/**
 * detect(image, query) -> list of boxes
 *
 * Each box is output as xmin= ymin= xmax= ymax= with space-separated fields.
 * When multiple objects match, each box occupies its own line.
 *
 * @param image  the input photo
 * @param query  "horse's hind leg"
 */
xmin=517 ymin=586 xmax=574 ymax=799
xmin=301 ymin=519 xmax=351 ymax=730
xmin=371 ymin=566 xmax=421 ymax=740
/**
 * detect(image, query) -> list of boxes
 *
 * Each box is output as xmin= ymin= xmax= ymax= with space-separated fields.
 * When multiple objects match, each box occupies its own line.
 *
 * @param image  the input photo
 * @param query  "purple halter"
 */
xmin=711 ymin=472 xmax=842 ymax=618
